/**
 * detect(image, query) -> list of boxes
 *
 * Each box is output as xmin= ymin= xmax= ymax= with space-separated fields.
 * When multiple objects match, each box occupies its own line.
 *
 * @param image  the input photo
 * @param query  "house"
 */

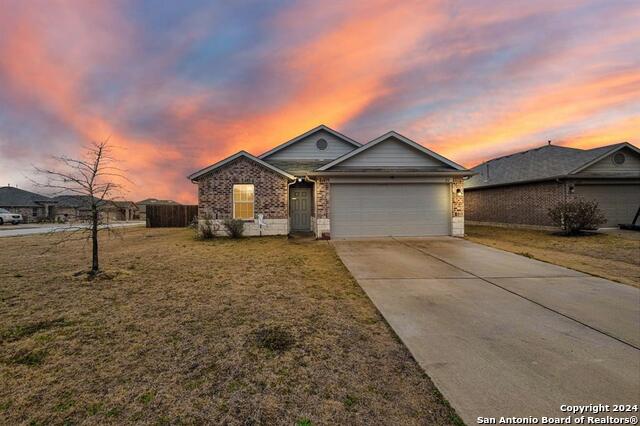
xmin=54 ymin=196 xmax=139 ymax=222
xmin=0 ymin=186 xmax=57 ymax=223
xmin=101 ymin=201 xmax=139 ymax=222
xmin=53 ymin=195 xmax=94 ymax=221
xmin=136 ymin=198 xmax=180 ymax=221
xmin=188 ymin=125 xmax=472 ymax=238
xmin=465 ymin=142 xmax=640 ymax=228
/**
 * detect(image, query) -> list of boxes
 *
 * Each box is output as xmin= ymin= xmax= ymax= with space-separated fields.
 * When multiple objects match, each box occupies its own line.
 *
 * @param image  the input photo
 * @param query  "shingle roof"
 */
xmin=188 ymin=151 xmax=295 ymax=181
xmin=465 ymin=142 xmax=634 ymax=189
xmin=263 ymin=159 xmax=332 ymax=175
xmin=53 ymin=195 xmax=96 ymax=208
xmin=0 ymin=186 xmax=55 ymax=207
xmin=137 ymin=198 xmax=179 ymax=205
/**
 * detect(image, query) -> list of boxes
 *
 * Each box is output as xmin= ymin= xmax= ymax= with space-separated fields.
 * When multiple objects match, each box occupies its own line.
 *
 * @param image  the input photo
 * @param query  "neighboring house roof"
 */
xmin=466 ymin=142 xmax=639 ymax=189
xmin=54 ymin=195 xmax=138 ymax=211
xmin=137 ymin=198 xmax=179 ymax=205
xmin=317 ymin=131 xmax=467 ymax=172
xmin=0 ymin=186 xmax=56 ymax=207
xmin=188 ymin=151 xmax=295 ymax=181
xmin=258 ymin=124 xmax=361 ymax=159
xmin=54 ymin=195 xmax=96 ymax=209
xmin=113 ymin=201 xmax=138 ymax=209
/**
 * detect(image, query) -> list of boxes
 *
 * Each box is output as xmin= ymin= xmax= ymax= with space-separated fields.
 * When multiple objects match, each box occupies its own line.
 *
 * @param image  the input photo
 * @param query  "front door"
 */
xmin=290 ymin=188 xmax=311 ymax=231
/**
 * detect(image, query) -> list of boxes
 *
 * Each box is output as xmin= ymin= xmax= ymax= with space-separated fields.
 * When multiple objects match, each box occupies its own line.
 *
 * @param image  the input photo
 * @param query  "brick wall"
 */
xmin=196 ymin=157 xmax=289 ymax=220
xmin=465 ymin=181 xmax=567 ymax=226
xmin=315 ymin=177 xmax=330 ymax=219
xmin=3 ymin=206 xmax=48 ymax=223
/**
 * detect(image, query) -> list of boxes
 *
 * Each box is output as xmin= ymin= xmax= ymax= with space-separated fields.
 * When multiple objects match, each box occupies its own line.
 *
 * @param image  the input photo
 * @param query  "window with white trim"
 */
xmin=233 ymin=184 xmax=254 ymax=220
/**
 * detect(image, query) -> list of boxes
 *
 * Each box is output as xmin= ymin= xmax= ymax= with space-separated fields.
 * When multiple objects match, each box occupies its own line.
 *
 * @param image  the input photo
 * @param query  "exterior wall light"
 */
xmin=455 ymin=188 xmax=463 ymax=196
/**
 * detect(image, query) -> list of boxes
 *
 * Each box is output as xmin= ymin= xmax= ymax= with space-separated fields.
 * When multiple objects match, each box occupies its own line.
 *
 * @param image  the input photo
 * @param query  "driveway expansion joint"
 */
xmin=391 ymin=237 xmax=640 ymax=351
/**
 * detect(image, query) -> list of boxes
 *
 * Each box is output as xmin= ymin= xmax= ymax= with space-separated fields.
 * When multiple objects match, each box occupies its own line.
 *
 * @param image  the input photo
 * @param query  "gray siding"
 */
xmin=576 ymin=147 xmax=640 ymax=175
xmin=335 ymin=137 xmax=449 ymax=169
xmin=263 ymin=129 xmax=356 ymax=161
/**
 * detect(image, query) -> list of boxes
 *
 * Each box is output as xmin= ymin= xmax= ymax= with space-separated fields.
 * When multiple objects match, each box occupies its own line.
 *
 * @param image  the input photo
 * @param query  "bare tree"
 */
xmin=33 ymin=139 xmax=128 ymax=276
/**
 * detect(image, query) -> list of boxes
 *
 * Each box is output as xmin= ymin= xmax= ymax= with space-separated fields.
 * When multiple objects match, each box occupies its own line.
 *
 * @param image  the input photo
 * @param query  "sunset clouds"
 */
xmin=1 ymin=0 xmax=638 ymax=202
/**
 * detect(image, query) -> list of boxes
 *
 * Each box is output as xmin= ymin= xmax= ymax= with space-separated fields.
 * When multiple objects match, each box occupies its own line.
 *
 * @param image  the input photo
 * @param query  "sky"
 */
xmin=0 ymin=0 xmax=638 ymax=203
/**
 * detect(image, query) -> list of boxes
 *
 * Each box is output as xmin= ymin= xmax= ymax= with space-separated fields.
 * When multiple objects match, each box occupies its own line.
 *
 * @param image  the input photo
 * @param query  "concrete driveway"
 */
xmin=333 ymin=238 xmax=640 ymax=424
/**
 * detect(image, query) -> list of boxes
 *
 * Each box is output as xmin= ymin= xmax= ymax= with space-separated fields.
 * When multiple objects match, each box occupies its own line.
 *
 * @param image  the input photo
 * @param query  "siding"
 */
xmin=263 ymin=129 xmax=356 ymax=161
xmin=334 ymin=137 xmax=446 ymax=169
xmin=576 ymin=147 xmax=640 ymax=175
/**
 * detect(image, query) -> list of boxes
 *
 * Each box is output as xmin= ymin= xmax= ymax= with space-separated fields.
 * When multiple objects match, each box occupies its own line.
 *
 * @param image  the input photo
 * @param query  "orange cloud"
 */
xmin=417 ymin=69 xmax=640 ymax=166
xmin=1 ymin=0 xmax=638 ymax=203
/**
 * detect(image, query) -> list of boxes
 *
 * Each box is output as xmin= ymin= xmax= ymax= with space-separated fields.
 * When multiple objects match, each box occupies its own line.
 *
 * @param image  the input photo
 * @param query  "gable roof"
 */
xmin=258 ymin=124 xmax=361 ymax=159
xmin=0 ymin=186 xmax=56 ymax=207
xmin=188 ymin=151 xmax=295 ymax=181
xmin=466 ymin=142 xmax=639 ymax=189
xmin=264 ymin=159 xmax=333 ymax=176
xmin=317 ymin=131 xmax=466 ymax=171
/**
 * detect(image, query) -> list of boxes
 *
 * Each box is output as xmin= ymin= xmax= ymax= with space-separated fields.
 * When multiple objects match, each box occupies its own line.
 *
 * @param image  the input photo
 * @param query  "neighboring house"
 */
xmin=102 ymin=201 xmax=139 ymax=222
xmin=0 ymin=186 xmax=57 ymax=223
xmin=136 ymin=198 xmax=180 ymax=220
xmin=465 ymin=142 xmax=640 ymax=228
xmin=188 ymin=125 xmax=471 ymax=238
xmin=54 ymin=195 xmax=139 ymax=222
xmin=53 ymin=195 xmax=94 ymax=221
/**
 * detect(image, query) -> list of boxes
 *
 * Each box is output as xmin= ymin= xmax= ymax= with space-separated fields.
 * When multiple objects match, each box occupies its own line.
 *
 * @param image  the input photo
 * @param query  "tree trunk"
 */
xmin=91 ymin=206 xmax=99 ymax=274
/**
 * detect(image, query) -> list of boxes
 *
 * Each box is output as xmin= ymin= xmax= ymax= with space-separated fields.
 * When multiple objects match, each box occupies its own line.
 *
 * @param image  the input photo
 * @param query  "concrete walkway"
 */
xmin=333 ymin=238 xmax=640 ymax=424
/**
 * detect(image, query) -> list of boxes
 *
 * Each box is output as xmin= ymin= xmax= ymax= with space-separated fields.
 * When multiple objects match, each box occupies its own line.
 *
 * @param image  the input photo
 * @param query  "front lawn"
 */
xmin=0 ymin=228 xmax=461 ymax=425
xmin=465 ymin=225 xmax=640 ymax=287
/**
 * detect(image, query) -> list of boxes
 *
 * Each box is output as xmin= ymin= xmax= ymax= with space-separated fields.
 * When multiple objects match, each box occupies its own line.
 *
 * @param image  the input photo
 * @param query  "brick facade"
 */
xmin=315 ymin=177 xmax=330 ymax=219
xmin=196 ymin=157 xmax=289 ymax=220
xmin=465 ymin=181 xmax=568 ymax=226
xmin=3 ymin=206 xmax=49 ymax=223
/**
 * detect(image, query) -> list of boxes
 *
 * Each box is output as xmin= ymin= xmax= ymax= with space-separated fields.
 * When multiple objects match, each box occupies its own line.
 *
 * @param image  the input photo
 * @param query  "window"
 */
xmin=32 ymin=207 xmax=38 ymax=217
xmin=316 ymin=138 xmax=328 ymax=150
xmin=233 ymin=184 xmax=254 ymax=220
xmin=612 ymin=152 xmax=626 ymax=165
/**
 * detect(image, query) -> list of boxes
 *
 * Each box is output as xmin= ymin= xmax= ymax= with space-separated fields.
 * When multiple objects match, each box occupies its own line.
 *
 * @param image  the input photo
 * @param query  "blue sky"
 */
xmin=0 ymin=0 xmax=638 ymax=201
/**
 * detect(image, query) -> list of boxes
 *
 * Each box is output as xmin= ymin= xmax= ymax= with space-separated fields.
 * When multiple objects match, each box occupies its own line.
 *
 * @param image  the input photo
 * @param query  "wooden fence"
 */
xmin=146 ymin=205 xmax=198 ymax=227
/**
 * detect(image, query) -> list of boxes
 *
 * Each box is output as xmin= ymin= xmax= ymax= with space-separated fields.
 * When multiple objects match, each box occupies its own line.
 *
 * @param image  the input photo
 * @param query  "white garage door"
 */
xmin=330 ymin=183 xmax=451 ymax=237
xmin=576 ymin=184 xmax=640 ymax=227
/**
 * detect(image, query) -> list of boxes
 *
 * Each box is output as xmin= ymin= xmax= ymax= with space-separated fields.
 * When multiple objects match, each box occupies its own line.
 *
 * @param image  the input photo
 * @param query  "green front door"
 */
xmin=290 ymin=188 xmax=311 ymax=231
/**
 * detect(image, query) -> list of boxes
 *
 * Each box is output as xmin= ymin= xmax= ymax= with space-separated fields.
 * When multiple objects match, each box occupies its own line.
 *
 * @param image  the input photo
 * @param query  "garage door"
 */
xmin=330 ymin=183 xmax=450 ymax=237
xmin=576 ymin=184 xmax=640 ymax=227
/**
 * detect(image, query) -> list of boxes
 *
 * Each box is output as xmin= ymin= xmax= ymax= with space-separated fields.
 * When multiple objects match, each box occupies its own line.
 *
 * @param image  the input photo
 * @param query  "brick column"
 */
xmin=452 ymin=177 xmax=464 ymax=236
xmin=315 ymin=177 xmax=330 ymax=238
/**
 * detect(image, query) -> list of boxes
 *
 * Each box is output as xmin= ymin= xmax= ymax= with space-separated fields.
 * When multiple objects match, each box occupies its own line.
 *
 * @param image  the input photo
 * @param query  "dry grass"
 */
xmin=466 ymin=225 xmax=640 ymax=287
xmin=0 ymin=228 xmax=462 ymax=425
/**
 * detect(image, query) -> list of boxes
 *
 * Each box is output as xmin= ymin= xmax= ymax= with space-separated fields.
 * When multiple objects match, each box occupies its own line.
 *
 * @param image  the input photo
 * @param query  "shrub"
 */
xmin=548 ymin=198 xmax=606 ymax=235
xmin=223 ymin=219 xmax=245 ymax=238
xmin=198 ymin=213 xmax=218 ymax=240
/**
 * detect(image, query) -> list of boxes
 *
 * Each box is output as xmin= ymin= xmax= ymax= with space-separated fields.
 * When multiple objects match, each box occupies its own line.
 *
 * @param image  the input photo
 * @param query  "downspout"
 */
xmin=287 ymin=177 xmax=299 ymax=235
